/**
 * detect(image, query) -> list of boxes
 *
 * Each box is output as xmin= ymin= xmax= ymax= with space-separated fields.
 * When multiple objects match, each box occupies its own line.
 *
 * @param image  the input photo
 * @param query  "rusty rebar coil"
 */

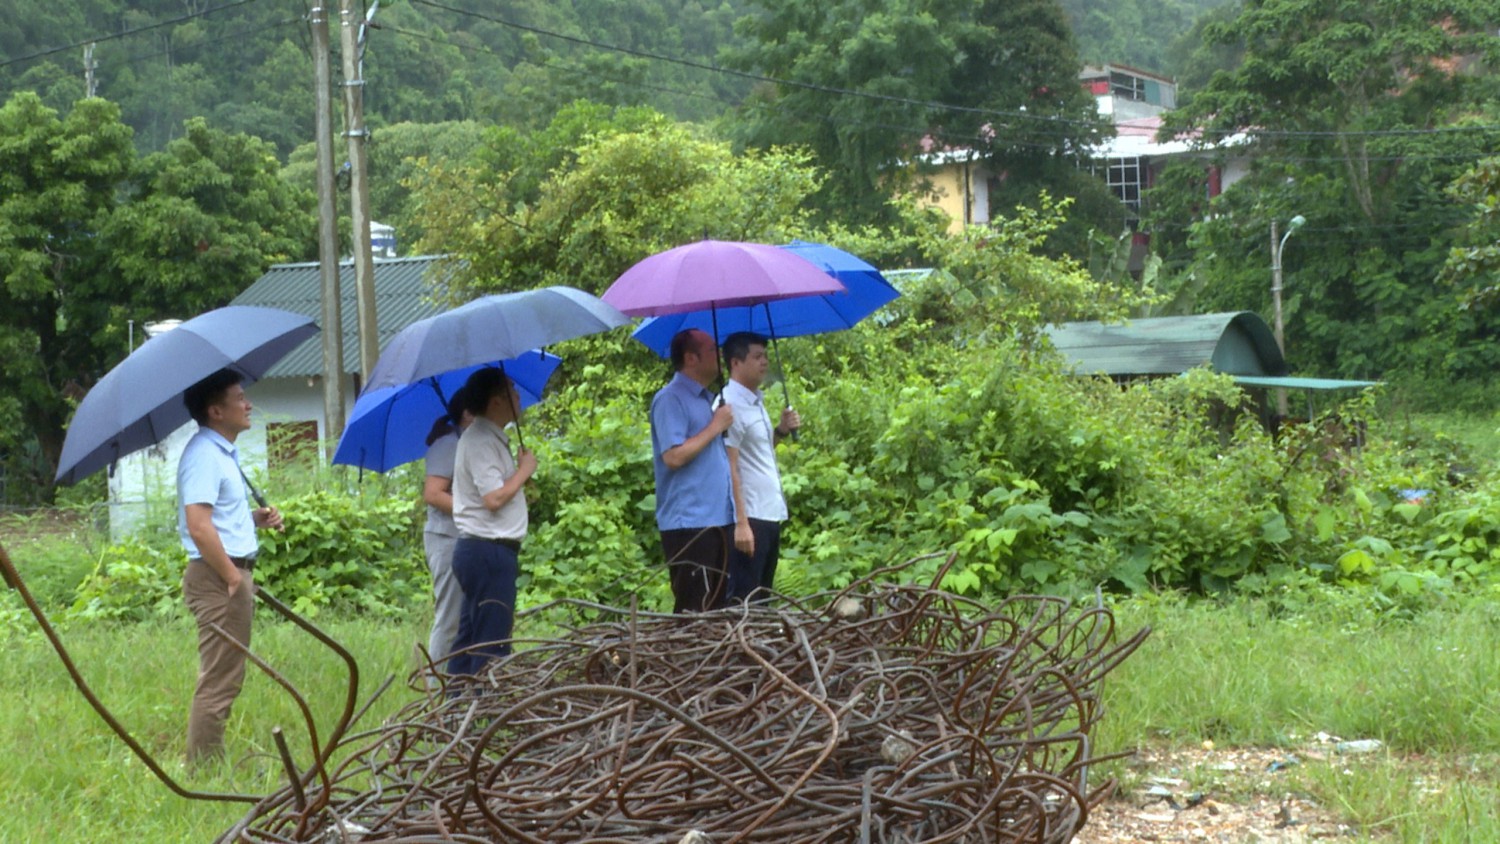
xmin=223 ymin=558 xmax=1148 ymax=844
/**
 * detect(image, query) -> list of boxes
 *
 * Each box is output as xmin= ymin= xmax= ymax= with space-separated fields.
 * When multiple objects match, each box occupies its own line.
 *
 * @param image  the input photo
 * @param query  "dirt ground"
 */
xmin=1074 ymin=743 xmax=1365 ymax=843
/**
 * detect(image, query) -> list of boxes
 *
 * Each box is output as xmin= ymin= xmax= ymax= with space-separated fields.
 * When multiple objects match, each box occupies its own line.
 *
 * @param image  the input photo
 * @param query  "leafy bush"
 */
xmin=254 ymin=489 xmax=426 ymax=617
xmin=68 ymin=539 xmax=182 ymax=622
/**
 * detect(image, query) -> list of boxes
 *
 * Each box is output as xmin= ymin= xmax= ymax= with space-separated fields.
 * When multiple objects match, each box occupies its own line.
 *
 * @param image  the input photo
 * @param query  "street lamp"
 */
xmin=1270 ymin=214 xmax=1305 ymax=419
xmin=1270 ymin=214 xmax=1306 ymax=354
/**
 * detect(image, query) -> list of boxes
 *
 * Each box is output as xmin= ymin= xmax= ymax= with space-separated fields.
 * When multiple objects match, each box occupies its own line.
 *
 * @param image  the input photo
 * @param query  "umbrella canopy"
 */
xmin=333 ymin=352 xmax=561 ymax=472
xmin=364 ymin=286 xmax=630 ymax=392
xmin=630 ymin=240 xmax=900 ymax=356
xmin=55 ymin=306 xmax=319 ymax=485
xmin=601 ymin=240 xmax=846 ymax=317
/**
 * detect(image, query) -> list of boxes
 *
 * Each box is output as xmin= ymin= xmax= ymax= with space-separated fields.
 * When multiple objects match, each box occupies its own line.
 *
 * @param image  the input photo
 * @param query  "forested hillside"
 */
xmin=3 ymin=0 xmax=1236 ymax=159
xmin=1058 ymin=0 xmax=1232 ymax=73
xmin=1 ymin=0 xmax=755 ymax=156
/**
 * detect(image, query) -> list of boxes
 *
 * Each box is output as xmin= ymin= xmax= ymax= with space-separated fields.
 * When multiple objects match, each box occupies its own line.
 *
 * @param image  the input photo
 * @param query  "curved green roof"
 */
xmin=1043 ymin=312 xmax=1287 ymax=377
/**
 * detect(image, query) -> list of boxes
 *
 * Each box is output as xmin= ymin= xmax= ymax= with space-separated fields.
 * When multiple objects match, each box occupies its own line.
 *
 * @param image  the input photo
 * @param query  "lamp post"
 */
xmin=1270 ymin=214 xmax=1305 ymax=418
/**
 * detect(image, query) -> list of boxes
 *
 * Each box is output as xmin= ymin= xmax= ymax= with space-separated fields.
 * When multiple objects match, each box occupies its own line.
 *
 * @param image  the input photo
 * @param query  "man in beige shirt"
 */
xmin=446 ymin=366 xmax=535 ymax=676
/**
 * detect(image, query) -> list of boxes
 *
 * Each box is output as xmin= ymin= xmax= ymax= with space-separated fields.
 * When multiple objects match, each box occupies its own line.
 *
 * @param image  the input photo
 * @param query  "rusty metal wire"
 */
xmin=222 ymin=555 xmax=1148 ymax=844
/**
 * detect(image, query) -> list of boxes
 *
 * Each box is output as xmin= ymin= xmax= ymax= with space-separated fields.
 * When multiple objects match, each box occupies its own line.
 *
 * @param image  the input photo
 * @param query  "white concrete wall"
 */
xmin=1221 ymin=157 xmax=1251 ymax=193
xmin=107 ymin=374 xmax=359 ymax=541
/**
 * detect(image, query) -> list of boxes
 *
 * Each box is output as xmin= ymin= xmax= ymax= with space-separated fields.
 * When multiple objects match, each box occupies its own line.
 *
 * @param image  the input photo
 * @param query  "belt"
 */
xmin=229 ymin=555 xmax=257 ymax=572
xmin=459 ymin=534 xmax=522 ymax=552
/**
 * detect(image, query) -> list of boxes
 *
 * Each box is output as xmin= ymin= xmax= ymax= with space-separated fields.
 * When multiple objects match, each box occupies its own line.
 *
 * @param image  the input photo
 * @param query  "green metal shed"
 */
xmin=1042 ymin=311 xmax=1378 ymax=423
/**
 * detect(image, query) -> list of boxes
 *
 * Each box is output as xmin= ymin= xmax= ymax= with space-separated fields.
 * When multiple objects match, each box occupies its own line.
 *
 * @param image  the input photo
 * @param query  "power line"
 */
xmin=0 ymin=0 xmax=269 ymax=71
xmin=380 ymin=23 xmax=1028 ymax=153
xmin=408 ymin=0 xmax=1106 ymax=134
xmin=409 ymin=0 xmax=1500 ymax=146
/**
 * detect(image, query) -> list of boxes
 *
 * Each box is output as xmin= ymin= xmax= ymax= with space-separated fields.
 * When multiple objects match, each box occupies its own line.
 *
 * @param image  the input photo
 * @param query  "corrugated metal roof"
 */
xmin=230 ymin=255 xmax=458 ymax=378
xmin=1233 ymin=375 xmax=1379 ymax=391
xmin=1043 ymin=311 xmax=1287 ymax=377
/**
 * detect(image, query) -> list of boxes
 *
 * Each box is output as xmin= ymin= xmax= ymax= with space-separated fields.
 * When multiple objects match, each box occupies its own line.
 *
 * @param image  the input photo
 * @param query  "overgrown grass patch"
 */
xmin=1 ymin=611 xmax=428 ymax=842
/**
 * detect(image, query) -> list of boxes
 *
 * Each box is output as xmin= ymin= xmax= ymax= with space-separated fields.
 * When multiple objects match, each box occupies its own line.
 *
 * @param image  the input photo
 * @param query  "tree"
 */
xmin=103 ymin=117 xmax=317 ymax=318
xmin=1442 ymin=154 xmax=1500 ymax=310
xmin=1145 ymin=0 xmax=1500 ymax=400
xmin=0 ymin=93 xmax=135 ymax=492
xmin=0 ymin=95 xmax=316 ymax=495
xmin=411 ymin=112 xmax=823 ymax=299
xmin=724 ymin=0 xmax=1109 ymax=229
xmin=283 ymin=119 xmax=489 ymax=249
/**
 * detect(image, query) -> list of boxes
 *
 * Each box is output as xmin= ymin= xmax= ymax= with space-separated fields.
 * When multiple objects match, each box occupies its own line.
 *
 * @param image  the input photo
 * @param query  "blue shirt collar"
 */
xmin=199 ymin=426 xmax=238 ymax=458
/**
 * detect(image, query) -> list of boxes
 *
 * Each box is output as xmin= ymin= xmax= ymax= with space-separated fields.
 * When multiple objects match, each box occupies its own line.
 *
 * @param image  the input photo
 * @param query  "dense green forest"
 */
xmin=0 ymin=0 xmax=755 ymax=155
xmin=3 ymin=0 xmax=1499 ymax=503
xmin=1 ymin=0 xmax=1229 ymax=157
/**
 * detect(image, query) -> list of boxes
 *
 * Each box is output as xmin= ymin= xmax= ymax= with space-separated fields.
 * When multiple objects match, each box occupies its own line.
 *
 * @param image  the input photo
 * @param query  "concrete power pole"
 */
xmin=311 ymin=2 xmax=346 ymax=445
xmin=339 ymin=0 xmax=379 ymax=383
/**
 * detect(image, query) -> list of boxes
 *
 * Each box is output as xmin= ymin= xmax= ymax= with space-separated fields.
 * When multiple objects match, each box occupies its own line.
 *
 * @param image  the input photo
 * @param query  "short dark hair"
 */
xmin=669 ymin=329 xmax=706 ymax=372
xmin=722 ymin=332 xmax=768 ymax=365
xmin=462 ymin=367 xmax=510 ymax=416
xmin=445 ymin=386 xmax=469 ymax=425
xmin=183 ymin=369 xmax=244 ymax=425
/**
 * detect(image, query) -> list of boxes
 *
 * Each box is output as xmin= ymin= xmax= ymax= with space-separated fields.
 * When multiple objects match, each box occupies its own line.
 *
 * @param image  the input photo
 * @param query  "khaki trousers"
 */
xmin=182 ymin=561 xmax=254 ymax=762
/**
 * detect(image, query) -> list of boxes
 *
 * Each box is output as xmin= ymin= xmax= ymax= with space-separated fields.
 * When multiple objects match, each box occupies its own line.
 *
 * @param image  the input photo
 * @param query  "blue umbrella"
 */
xmin=630 ymin=240 xmax=899 ymax=357
xmin=333 ymin=352 xmax=562 ymax=472
xmin=55 ymin=306 xmax=318 ymax=485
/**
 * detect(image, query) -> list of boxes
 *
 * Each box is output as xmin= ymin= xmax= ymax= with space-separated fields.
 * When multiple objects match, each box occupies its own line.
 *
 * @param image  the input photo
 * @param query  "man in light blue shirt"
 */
xmin=177 ymin=368 xmax=282 ymax=763
xmin=650 ymin=329 xmax=735 ymax=612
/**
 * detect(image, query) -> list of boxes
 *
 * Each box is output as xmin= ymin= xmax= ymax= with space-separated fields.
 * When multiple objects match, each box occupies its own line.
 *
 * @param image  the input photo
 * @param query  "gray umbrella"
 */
xmin=54 ymin=306 xmax=319 ymax=485
xmin=363 ymin=286 xmax=631 ymax=392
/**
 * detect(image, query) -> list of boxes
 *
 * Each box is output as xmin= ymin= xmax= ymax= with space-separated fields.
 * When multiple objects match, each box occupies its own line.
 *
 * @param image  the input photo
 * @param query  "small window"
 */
xmin=267 ymin=421 xmax=319 ymax=471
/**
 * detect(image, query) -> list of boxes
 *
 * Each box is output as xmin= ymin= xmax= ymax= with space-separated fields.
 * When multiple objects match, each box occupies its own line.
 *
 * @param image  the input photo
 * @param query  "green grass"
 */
xmin=1096 ymin=596 xmax=1500 ymax=841
xmin=4 ymin=521 xmax=1500 ymax=841
xmin=1 ymin=611 xmax=427 ymax=842
xmin=7 ymin=595 xmax=1499 ymax=841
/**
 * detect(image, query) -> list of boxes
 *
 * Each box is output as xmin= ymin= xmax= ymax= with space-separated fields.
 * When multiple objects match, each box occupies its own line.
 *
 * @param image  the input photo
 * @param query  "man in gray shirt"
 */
xmin=446 ymin=367 xmax=535 ymax=676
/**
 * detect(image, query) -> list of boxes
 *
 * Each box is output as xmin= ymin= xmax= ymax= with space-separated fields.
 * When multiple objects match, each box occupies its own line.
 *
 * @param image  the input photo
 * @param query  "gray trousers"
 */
xmin=183 ymin=561 xmax=254 ymax=763
xmin=424 ymin=531 xmax=462 ymax=666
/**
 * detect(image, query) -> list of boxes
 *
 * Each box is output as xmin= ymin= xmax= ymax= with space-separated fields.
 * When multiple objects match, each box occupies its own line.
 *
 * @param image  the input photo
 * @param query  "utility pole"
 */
xmin=340 ymin=0 xmax=379 ymax=383
xmin=83 ymin=43 xmax=97 ymax=97
xmin=311 ymin=1 xmax=346 ymax=445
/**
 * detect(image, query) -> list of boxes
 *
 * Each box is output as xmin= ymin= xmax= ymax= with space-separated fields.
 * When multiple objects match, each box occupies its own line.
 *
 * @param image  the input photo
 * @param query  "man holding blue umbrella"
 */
xmin=722 ymin=332 xmax=800 ymax=602
xmin=651 ymin=329 xmax=735 ymax=612
xmin=177 ymin=369 xmax=283 ymax=764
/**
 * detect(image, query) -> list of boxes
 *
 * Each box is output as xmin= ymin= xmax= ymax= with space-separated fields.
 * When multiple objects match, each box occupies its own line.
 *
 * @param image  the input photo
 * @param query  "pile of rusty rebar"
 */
xmin=222 ymin=560 xmax=1148 ymax=844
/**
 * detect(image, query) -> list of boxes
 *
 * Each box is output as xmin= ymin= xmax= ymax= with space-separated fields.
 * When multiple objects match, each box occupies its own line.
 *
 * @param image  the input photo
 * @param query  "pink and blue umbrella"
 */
xmin=629 ymin=240 xmax=899 ymax=357
xmin=601 ymin=240 xmax=846 ymax=318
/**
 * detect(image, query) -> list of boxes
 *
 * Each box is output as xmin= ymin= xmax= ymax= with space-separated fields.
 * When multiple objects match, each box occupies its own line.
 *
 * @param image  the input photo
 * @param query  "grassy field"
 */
xmin=6 ymin=411 xmax=1500 ymax=844
xmin=4 ymin=578 xmax=1499 ymax=841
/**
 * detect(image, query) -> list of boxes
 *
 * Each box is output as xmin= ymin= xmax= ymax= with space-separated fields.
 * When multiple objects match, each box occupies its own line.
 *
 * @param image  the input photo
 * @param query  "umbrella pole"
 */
xmin=499 ymin=361 xmax=526 ymax=453
xmin=763 ymin=303 xmax=794 ymax=410
xmin=764 ymin=304 xmax=797 ymax=442
xmin=711 ymin=304 xmax=726 ymax=394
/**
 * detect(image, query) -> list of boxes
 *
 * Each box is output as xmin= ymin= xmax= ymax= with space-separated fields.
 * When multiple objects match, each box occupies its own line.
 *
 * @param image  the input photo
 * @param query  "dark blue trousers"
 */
xmin=446 ymin=537 xmax=519 ymax=676
xmin=726 ymin=518 xmax=782 ymax=603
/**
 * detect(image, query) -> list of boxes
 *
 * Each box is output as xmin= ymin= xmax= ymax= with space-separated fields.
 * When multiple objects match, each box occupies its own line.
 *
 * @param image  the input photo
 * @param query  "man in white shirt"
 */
xmin=447 ymin=366 xmax=535 ymax=676
xmin=721 ymin=332 xmax=800 ymax=602
xmin=177 ymin=368 xmax=283 ymax=763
